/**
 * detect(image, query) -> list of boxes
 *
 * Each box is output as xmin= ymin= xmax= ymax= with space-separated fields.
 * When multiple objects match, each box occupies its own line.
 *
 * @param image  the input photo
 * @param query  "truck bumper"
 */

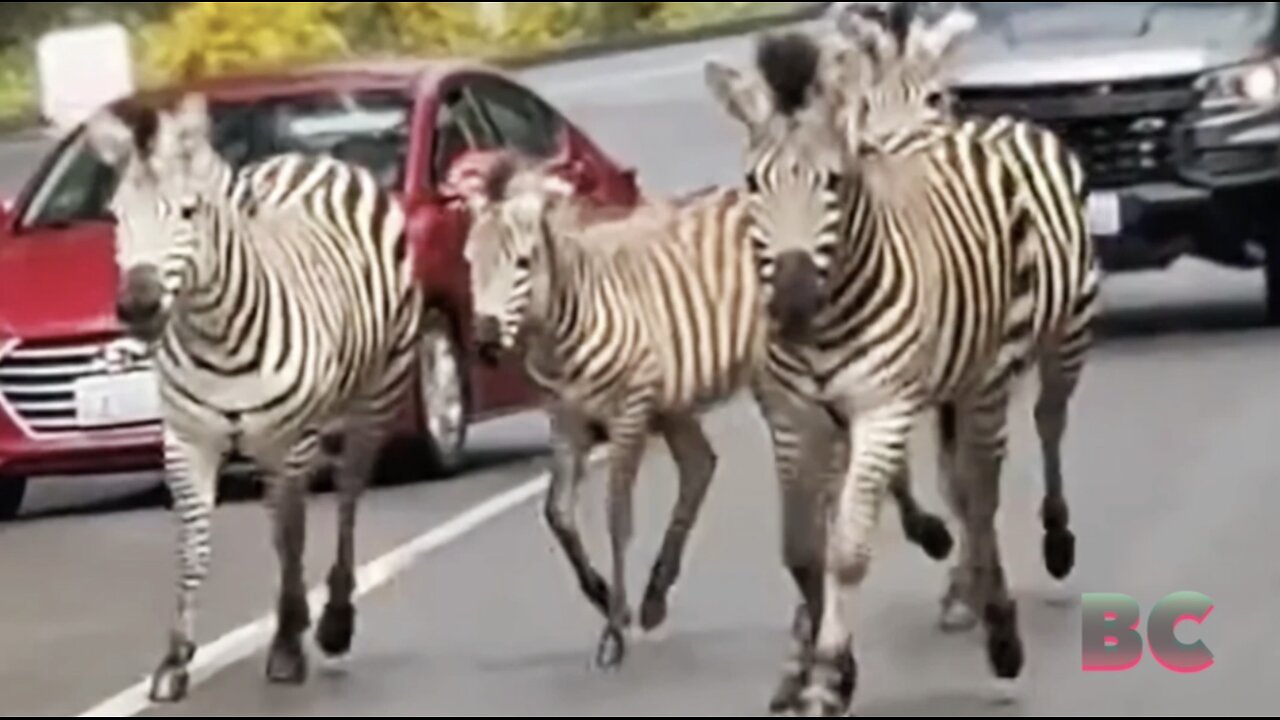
xmin=1089 ymin=181 xmax=1277 ymax=272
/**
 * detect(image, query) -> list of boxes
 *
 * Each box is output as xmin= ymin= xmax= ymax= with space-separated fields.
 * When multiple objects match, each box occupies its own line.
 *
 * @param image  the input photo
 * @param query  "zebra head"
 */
xmin=705 ymin=31 xmax=869 ymax=342
xmin=460 ymin=154 xmax=573 ymax=365
xmin=85 ymin=93 xmax=224 ymax=343
xmin=829 ymin=0 xmax=978 ymax=136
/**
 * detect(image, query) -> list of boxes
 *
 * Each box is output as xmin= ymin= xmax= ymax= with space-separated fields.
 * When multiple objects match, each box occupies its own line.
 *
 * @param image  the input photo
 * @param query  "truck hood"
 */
xmin=0 ymin=222 xmax=122 ymax=342
xmin=952 ymin=2 xmax=1279 ymax=87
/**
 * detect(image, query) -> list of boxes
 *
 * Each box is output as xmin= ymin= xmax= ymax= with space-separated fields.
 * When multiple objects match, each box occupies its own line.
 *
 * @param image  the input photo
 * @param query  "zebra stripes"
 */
xmin=708 ymin=29 xmax=1042 ymax=715
xmin=831 ymin=0 xmax=1100 ymax=624
xmin=86 ymin=93 xmax=421 ymax=703
xmin=457 ymin=154 xmax=954 ymax=672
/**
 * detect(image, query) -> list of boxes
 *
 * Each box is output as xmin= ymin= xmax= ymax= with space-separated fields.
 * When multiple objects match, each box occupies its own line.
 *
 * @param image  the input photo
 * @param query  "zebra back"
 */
xmin=462 ymin=155 xmax=768 ymax=415
xmin=830 ymin=0 xmax=1101 ymax=349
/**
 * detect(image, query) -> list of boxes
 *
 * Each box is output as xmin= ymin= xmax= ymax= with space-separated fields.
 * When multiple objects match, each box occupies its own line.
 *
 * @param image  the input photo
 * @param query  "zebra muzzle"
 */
xmin=117 ymin=264 xmax=167 ymax=341
xmin=769 ymin=252 xmax=823 ymax=341
xmin=474 ymin=315 xmax=505 ymax=367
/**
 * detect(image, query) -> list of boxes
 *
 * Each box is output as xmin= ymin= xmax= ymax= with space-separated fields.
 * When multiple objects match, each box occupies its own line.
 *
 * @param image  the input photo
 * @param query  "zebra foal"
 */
xmin=455 ymin=152 xmax=955 ymax=672
xmin=707 ymin=29 xmax=1039 ymax=715
xmin=830 ymin=0 xmax=1100 ymax=626
xmin=85 ymin=93 xmax=422 ymax=702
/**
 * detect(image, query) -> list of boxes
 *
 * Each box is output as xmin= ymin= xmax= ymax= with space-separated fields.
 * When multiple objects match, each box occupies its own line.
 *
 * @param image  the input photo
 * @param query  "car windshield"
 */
xmin=20 ymin=88 xmax=412 ymax=230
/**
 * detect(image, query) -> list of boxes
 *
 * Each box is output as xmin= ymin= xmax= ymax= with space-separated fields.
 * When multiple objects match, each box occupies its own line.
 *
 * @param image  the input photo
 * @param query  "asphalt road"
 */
xmin=1 ymin=21 xmax=1279 ymax=718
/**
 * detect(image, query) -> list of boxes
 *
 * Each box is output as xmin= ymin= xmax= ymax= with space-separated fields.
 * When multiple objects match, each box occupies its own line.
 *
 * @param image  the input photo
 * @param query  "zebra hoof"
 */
xmin=1043 ymin=528 xmax=1076 ymax=580
xmin=149 ymin=664 xmax=191 ymax=704
xmin=769 ymin=673 xmax=807 ymax=715
xmin=987 ymin=677 xmax=1024 ymax=707
xmin=595 ymin=624 xmax=627 ymax=671
xmin=316 ymin=603 xmax=356 ymax=658
xmin=639 ymin=593 xmax=669 ymax=634
xmin=939 ymin=601 xmax=979 ymax=633
xmin=914 ymin=514 xmax=954 ymax=561
xmin=266 ymin=637 xmax=309 ymax=685
xmin=985 ymin=603 xmax=1025 ymax=680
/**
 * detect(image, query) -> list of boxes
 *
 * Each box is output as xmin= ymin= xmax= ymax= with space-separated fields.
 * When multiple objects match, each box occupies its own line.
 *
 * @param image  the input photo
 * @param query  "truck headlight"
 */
xmin=1200 ymin=60 xmax=1280 ymax=107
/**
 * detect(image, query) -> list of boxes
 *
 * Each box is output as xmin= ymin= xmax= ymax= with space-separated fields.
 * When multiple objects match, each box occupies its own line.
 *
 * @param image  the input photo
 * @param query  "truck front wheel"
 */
xmin=1267 ymin=238 xmax=1280 ymax=327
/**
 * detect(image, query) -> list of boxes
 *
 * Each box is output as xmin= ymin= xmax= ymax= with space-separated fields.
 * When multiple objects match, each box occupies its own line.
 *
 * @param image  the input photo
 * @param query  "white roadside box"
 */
xmin=36 ymin=22 xmax=134 ymax=135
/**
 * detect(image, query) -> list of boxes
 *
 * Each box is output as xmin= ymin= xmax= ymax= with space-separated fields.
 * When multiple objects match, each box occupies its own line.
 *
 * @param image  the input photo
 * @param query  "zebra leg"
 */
xmin=315 ymin=424 xmax=381 ymax=658
xmin=889 ymin=454 xmax=954 ymax=563
xmin=776 ymin=423 xmax=839 ymax=714
xmin=1037 ymin=348 xmax=1081 ymax=583
xmin=149 ymin=433 xmax=223 ymax=704
xmin=801 ymin=399 xmax=916 ymax=717
xmin=264 ymin=454 xmax=313 ymax=685
xmin=640 ymin=412 xmax=717 ymax=633
xmin=750 ymin=376 xmax=833 ymax=714
xmin=544 ymin=403 xmax=614 ymax=621
xmin=955 ymin=391 xmax=1026 ymax=692
xmin=937 ymin=403 xmax=980 ymax=633
xmin=596 ymin=392 xmax=655 ymax=670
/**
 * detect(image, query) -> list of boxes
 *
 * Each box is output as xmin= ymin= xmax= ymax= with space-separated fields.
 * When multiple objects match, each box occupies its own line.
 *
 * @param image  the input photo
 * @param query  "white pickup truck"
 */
xmin=943 ymin=2 xmax=1280 ymax=322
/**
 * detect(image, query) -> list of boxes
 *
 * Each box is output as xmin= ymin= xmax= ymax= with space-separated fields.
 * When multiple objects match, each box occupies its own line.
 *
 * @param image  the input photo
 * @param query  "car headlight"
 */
xmin=1199 ymin=59 xmax=1280 ymax=107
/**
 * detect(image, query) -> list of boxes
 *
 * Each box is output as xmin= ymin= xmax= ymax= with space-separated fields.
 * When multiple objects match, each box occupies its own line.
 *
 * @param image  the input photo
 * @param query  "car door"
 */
xmin=469 ymin=76 xmax=615 ymax=207
xmin=416 ymin=78 xmax=537 ymax=416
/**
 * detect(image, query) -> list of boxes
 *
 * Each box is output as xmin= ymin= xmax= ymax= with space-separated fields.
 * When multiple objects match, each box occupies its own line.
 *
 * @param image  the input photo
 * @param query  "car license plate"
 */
xmin=74 ymin=371 xmax=161 ymax=428
xmin=1087 ymin=191 xmax=1121 ymax=237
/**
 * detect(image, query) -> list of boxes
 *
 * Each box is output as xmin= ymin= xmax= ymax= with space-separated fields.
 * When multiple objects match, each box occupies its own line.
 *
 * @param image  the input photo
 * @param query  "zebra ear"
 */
xmin=905 ymin=5 xmax=977 ymax=73
xmin=84 ymin=109 xmax=135 ymax=168
xmin=170 ymin=93 xmax=213 ymax=154
xmin=705 ymin=59 xmax=771 ymax=130
xmin=541 ymin=173 xmax=576 ymax=200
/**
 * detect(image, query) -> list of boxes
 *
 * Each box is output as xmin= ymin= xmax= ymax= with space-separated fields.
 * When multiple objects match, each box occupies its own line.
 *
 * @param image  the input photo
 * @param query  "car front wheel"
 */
xmin=0 ymin=475 xmax=26 ymax=521
xmin=416 ymin=310 xmax=470 ymax=477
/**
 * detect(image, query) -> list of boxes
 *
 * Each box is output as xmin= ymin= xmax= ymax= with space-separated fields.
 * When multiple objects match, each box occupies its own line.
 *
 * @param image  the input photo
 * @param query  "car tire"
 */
xmin=1267 ymin=246 xmax=1280 ymax=327
xmin=0 ymin=475 xmax=26 ymax=521
xmin=415 ymin=309 xmax=470 ymax=478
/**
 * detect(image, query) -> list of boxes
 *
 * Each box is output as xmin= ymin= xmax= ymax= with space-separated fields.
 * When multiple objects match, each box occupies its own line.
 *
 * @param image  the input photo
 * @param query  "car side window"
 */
xmin=471 ymin=79 xmax=563 ymax=159
xmin=430 ymin=82 xmax=501 ymax=189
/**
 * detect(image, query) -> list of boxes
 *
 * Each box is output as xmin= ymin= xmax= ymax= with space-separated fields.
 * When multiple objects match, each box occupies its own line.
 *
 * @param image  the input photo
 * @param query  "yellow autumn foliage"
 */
xmin=132 ymin=1 xmax=799 ymax=88
xmin=141 ymin=1 xmax=351 ymax=83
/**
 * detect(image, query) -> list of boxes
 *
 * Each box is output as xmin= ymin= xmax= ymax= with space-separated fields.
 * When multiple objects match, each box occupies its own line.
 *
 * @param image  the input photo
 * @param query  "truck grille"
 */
xmin=954 ymin=75 xmax=1201 ymax=189
xmin=0 ymin=340 xmax=156 ymax=436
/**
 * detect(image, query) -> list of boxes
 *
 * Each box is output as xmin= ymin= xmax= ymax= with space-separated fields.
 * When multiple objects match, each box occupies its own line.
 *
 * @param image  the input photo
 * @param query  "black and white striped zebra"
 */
xmin=85 ymin=94 xmax=421 ymax=703
xmin=455 ymin=153 xmax=954 ymax=672
xmin=830 ymin=0 xmax=1100 ymax=627
xmin=707 ymin=30 xmax=1040 ymax=716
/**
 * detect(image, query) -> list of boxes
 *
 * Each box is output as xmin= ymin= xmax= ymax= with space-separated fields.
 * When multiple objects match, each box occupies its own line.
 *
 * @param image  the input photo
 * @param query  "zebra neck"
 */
xmin=170 ymin=196 xmax=272 ymax=364
xmin=542 ymin=235 xmax=608 ymax=363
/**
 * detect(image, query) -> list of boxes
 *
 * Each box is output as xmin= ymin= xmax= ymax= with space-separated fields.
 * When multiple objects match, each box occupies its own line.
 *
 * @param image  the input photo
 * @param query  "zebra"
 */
xmin=453 ymin=151 xmax=954 ymax=672
xmin=707 ymin=29 xmax=1041 ymax=716
xmin=829 ymin=0 xmax=1100 ymax=629
xmin=84 ymin=93 xmax=422 ymax=703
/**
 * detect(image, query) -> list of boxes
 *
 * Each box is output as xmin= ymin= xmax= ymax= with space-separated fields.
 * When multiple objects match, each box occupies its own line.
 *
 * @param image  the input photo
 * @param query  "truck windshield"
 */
xmin=19 ymin=88 xmax=412 ymax=230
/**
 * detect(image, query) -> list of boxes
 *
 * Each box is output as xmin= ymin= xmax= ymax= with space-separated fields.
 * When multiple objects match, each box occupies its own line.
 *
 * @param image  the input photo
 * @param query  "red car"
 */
xmin=0 ymin=59 xmax=641 ymax=519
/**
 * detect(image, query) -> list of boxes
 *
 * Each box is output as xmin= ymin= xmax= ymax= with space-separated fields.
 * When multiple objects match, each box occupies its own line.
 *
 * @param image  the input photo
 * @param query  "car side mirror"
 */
xmin=0 ymin=197 xmax=15 ymax=231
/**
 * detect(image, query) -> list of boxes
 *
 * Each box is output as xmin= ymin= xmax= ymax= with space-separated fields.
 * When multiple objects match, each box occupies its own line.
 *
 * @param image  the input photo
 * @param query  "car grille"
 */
xmin=0 ymin=340 xmax=156 ymax=436
xmin=953 ymin=75 xmax=1201 ymax=190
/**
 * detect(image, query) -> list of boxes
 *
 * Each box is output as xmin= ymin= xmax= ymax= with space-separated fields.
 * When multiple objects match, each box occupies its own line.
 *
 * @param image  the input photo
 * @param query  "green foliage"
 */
xmin=0 ymin=1 xmax=801 ymax=124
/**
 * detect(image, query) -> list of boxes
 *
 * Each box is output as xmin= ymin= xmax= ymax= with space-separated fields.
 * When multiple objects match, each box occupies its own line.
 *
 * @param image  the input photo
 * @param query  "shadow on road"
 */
xmin=1095 ymin=298 xmax=1275 ymax=342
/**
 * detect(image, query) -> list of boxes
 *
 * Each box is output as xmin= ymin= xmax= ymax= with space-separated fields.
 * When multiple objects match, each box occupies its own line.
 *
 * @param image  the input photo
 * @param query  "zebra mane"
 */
xmin=484 ymin=153 xmax=522 ymax=203
xmin=111 ymin=101 xmax=162 ymax=161
xmin=756 ymin=31 xmax=823 ymax=116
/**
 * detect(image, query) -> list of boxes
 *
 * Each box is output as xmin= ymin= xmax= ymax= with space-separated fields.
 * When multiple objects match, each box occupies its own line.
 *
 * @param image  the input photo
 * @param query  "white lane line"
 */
xmin=78 ymin=449 xmax=608 ymax=718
